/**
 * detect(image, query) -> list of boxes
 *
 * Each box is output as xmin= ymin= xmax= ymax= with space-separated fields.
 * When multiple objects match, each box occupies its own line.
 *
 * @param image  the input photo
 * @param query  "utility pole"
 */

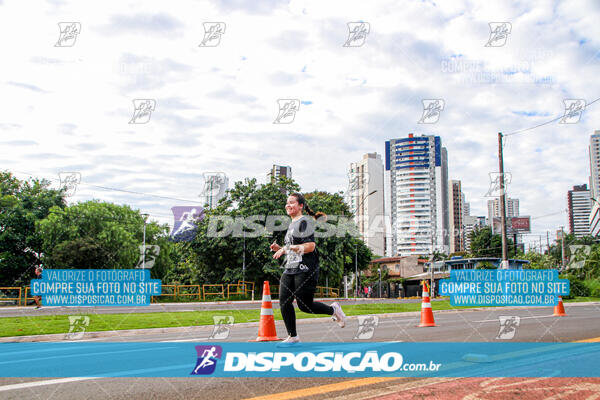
xmin=430 ymin=234 xmax=435 ymax=297
xmin=547 ymin=231 xmax=550 ymax=254
xmin=242 ymin=229 xmax=246 ymax=283
xmin=560 ymin=226 xmax=566 ymax=268
xmin=354 ymin=243 xmax=358 ymax=298
xmin=498 ymin=132 xmax=509 ymax=268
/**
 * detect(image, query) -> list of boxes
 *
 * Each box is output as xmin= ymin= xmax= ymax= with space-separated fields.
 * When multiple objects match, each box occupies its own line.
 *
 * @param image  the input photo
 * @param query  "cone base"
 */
xmin=250 ymin=336 xmax=282 ymax=342
xmin=418 ymin=323 xmax=437 ymax=327
xmin=553 ymin=312 xmax=567 ymax=316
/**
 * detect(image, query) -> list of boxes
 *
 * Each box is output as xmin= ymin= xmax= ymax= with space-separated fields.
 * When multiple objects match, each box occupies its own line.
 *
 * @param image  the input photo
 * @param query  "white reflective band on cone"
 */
xmin=423 ymin=292 xmax=429 ymax=297
xmin=421 ymin=303 xmax=432 ymax=308
xmin=260 ymin=308 xmax=274 ymax=316
xmin=262 ymin=295 xmax=272 ymax=302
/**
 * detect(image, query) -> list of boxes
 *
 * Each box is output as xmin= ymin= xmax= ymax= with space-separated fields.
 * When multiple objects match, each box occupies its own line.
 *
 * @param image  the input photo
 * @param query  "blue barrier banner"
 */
xmin=438 ymin=269 xmax=569 ymax=306
xmin=0 ymin=342 xmax=598 ymax=378
xmin=30 ymin=269 xmax=161 ymax=306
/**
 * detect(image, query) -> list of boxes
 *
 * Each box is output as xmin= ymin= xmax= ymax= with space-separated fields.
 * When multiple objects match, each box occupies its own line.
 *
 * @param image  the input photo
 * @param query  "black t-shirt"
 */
xmin=283 ymin=216 xmax=318 ymax=275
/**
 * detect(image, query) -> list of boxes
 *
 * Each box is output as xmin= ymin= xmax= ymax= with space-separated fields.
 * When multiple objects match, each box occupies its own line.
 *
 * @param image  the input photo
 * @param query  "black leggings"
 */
xmin=279 ymin=271 xmax=334 ymax=337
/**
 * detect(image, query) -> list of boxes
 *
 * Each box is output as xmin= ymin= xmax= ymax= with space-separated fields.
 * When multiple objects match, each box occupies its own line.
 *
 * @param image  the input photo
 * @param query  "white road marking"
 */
xmin=0 ymin=377 xmax=96 ymax=392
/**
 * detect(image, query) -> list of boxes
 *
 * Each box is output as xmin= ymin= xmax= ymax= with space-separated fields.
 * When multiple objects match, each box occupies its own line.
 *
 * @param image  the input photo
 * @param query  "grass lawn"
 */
xmin=2 ymin=297 xmax=597 ymax=338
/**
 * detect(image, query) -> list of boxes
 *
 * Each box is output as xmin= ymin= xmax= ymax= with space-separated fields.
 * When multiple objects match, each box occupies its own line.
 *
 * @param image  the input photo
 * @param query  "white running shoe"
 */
xmin=331 ymin=302 xmax=346 ymax=328
xmin=277 ymin=335 xmax=300 ymax=347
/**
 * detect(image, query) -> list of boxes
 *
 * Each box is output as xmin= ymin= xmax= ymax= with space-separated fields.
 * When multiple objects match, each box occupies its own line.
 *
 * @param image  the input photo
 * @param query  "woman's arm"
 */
xmin=291 ymin=242 xmax=315 ymax=254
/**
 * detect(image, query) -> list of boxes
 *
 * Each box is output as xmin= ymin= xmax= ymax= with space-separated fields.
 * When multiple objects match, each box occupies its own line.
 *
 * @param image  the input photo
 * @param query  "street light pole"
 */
xmin=141 ymin=213 xmax=149 ymax=269
xmin=354 ymin=190 xmax=377 ymax=299
xmin=378 ymin=267 xmax=382 ymax=298
xmin=354 ymin=243 xmax=358 ymax=298
xmin=498 ymin=132 xmax=509 ymax=268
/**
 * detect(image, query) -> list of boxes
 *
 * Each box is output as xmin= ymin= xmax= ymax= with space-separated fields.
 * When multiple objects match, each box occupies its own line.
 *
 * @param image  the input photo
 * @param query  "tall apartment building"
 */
xmin=384 ymin=134 xmax=449 ymax=256
xmin=346 ymin=153 xmax=385 ymax=256
xmin=449 ymin=180 xmax=464 ymax=253
xmin=487 ymin=197 xmax=520 ymax=222
xmin=589 ymin=131 xmax=600 ymax=200
xmin=463 ymin=215 xmax=486 ymax=251
xmin=588 ymin=132 xmax=600 ymax=236
xmin=568 ymin=184 xmax=591 ymax=237
xmin=267 ymin=165 xmax=292 ymax=181
xmin=462 ymin=194 xmax=470 ymax=220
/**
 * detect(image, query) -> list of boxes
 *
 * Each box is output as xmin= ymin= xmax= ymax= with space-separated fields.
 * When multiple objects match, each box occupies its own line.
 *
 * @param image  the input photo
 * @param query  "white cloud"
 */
xmin=0 ymin=0 xmax=598 ymax=247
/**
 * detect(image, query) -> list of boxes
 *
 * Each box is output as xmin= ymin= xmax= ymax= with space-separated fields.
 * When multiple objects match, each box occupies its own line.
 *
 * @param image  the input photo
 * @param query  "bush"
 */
xmin=561 ymin=275 xmax=590 ymax=299
xmin=583 ymin=279 xmax=600 ymax=297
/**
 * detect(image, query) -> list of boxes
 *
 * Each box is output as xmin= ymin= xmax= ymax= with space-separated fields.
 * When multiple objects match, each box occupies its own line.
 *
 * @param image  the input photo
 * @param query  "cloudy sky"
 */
xmin=1 ymin=0 xmax=598 ymax=248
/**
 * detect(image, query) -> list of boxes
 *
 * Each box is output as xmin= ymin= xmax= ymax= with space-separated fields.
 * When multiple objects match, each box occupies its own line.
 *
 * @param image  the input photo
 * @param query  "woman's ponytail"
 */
xmin=291 ymin=193 xmax=327 ymax=221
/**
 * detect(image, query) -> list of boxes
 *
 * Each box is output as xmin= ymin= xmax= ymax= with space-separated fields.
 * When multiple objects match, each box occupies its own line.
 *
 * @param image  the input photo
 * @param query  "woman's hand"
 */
xmin=270 ymin=241 xmax=281 ymax=252
xmin=273 ymin=248 xmax=285 ymax=259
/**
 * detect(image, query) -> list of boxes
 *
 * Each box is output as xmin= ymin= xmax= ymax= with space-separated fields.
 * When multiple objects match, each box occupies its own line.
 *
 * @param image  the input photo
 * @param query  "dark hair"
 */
xmin=290 ymin=193 xmax=327 ymax=221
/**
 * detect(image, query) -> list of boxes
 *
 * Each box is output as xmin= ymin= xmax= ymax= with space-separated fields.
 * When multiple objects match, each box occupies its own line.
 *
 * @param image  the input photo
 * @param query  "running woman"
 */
xmin=270 ymin=193 xmax=346 ymax=344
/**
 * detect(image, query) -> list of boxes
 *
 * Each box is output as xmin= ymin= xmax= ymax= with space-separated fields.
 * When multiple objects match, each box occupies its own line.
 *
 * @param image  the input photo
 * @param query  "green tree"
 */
xmin=187 ymin=178 xmax=373 ymax=289
xmin=520 ymin=251 xmax=558 ymax=269
xmin=468 ymin=226 xmax=515 ymax=258
xmin=36 ymin=200 xmax=174 ymax=279
xmin=0 ymin=171 xmax=65 ymax=286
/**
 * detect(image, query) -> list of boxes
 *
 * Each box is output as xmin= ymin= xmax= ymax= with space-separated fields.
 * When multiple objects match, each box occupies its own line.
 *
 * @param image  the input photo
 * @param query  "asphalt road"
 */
xmin=0 ymin=303 xmax=599 ymax=400
xmin=0 ymin=298 xmax=427 ymax=318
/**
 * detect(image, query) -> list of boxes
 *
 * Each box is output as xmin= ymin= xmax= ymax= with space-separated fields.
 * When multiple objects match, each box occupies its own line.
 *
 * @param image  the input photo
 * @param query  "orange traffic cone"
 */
xmin=418 ymin=281 xmax=436 ymax=327
xmin=251 ymin=281 xmax=281 ymax=341
xmin=553 ymin=296 xmax=567 ymax=316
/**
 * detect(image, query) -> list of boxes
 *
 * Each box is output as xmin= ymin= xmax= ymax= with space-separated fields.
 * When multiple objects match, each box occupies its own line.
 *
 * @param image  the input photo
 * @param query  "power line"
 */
xmin=505 ymin=96 xmax=600 ymax=137
xmin=10 ymin=170 xmax=206 ymax=205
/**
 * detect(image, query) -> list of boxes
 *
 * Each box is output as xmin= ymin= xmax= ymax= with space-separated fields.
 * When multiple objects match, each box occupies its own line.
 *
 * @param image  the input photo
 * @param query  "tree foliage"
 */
xmin=36 ymin=200 xmax=174 ymax=280
xmin=186 ymin=177 xmax=373 ymax=289
xmin=468 ymin=226 xmax=515 ymax=258
xmin=0 ymin=171 xmax=65 ymax=286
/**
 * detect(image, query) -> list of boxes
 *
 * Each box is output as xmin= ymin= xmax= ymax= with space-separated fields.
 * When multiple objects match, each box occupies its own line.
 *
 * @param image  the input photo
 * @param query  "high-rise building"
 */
xmin=589 ymin=131 xmax=600 ymax=200
xmin=267 ymin=165 xmax=292 ymax=181
xmin=487 ymin=197 xmax=519 ymax=222
xmin=346 ymin=153 xmax=385 ymax=256
xmin=449 ymin=180 xmax=464 ymax=253
xmin=384 ymin=134 xmax=449 ymax=256
xmin=462 ymin=193 xmax=470 ymax=220
xmin=588 ymin=132 xmax=600 ymax=237
xmin=463 ymin=215 xmax=486 ymax=251
xmin=568 ymin=184 xmax=591 ymax=237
